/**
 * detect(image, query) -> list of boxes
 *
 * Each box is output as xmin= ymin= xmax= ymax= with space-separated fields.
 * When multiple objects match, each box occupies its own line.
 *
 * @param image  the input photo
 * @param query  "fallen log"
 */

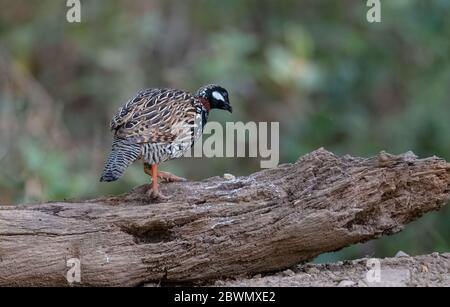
xmin=0 ymin=148 xmax=449 ymax=286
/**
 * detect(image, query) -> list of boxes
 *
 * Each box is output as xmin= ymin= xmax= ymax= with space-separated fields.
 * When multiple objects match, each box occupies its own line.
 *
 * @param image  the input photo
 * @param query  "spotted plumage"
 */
xmin=100 ymin=84 xmax=232 ymax=198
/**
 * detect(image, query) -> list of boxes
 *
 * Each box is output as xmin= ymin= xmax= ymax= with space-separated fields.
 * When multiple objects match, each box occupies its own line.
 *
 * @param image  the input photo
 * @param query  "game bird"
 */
xmin=100 ymin=84 xmax=232 ymax=198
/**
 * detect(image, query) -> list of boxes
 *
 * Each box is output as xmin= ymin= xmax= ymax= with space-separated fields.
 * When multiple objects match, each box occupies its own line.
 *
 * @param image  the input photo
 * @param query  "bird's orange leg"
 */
xmin=143 ymin=163 xmax=186 ymax=183
xmin=143 ymin=163 xmax=168 ymax=199
xmin=157 ymin=171 xmax=186 ymax=182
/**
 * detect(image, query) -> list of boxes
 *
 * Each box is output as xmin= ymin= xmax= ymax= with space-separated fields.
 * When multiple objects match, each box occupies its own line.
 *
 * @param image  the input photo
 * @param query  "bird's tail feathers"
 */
xmin=100 ymin=139 xmax=141 ymax=182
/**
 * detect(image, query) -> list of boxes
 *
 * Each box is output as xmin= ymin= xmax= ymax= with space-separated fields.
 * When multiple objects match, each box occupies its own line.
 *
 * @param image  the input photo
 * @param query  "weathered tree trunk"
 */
xmin=0 ymin=149 xmax=449 ymax=286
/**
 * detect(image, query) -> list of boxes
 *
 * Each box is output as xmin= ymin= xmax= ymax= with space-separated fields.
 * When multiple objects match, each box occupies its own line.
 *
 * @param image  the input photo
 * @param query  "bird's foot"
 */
xmin=148 ymin=187 xmax=169 ymax=200
xmin=157 ymin=171 xmax=187 ymax=183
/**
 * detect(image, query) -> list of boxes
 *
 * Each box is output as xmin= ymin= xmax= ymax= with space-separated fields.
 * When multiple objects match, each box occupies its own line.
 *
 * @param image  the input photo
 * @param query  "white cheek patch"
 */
xmin=212 ymin=91 xmax=225 ymax=102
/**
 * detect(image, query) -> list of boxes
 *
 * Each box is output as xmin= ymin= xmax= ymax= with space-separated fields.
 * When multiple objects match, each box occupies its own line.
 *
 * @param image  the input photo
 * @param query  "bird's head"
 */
xmin=196 ymin=84 xmax=232 ymax=113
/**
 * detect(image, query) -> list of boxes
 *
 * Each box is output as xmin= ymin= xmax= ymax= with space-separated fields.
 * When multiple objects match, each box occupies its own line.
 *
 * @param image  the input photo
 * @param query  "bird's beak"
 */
xmin=225 ymin=104 xmax=232 ymax=113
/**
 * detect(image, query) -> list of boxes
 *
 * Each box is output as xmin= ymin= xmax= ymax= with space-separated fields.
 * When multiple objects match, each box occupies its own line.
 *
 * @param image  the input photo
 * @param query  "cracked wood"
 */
xmin=0 ymin=148 xmax=449 ymax=286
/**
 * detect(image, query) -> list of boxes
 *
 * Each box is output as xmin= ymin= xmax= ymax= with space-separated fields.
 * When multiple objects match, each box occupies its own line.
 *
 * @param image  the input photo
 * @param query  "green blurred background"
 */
xmin=0 ymin=0 xmax=449 ymax=263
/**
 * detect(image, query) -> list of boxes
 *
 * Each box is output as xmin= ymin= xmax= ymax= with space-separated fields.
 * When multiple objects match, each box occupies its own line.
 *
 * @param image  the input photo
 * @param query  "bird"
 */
xmin=100 ymin=84 xmax=232 ymax=199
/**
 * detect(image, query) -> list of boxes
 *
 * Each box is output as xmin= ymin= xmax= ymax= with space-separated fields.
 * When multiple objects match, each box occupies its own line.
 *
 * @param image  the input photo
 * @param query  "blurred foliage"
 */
xmin=0 ymin=0 xmax=449 ymax=262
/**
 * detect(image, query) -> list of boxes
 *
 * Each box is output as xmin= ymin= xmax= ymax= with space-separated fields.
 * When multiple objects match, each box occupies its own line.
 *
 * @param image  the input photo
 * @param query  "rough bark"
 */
xmin=0 ymin=148 xmax=449 ymax=286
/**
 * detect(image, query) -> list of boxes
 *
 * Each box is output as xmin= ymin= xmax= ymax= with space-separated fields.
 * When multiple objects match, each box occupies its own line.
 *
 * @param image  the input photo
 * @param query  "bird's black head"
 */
xmin=196 ymin=84 xmax=232 ymax=113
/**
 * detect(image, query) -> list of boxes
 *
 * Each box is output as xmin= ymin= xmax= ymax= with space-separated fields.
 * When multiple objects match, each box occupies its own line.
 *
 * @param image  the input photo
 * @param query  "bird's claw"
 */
xmin=148 ymin=188 xmax=169 ymax=200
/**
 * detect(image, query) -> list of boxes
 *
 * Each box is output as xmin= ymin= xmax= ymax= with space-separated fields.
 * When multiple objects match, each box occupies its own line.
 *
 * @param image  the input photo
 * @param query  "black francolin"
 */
xmin=100 ymin=84 xmax=232 ymax=198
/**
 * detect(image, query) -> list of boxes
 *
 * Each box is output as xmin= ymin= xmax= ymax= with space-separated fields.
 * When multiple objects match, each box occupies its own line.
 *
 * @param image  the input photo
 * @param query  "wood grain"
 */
xmin=0 ymin=149 xmax=449 ymax=286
